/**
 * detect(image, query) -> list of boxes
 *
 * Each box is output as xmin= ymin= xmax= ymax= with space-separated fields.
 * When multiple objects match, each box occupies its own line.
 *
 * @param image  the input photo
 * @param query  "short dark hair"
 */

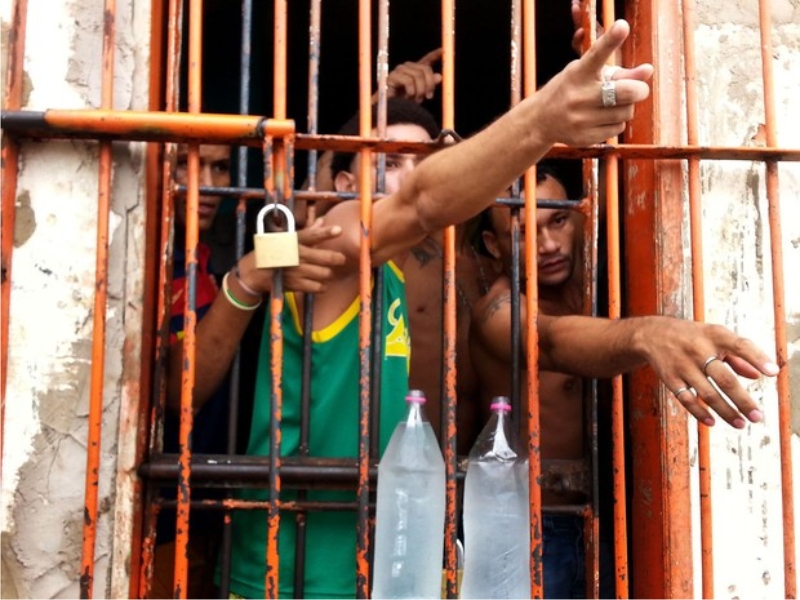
xmin=329 ymin=98 xmax=440 ymax=178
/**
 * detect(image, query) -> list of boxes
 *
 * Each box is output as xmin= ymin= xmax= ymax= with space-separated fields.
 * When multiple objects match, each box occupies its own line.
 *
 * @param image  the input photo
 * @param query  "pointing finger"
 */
xmin=577 ymin=19 xmax=630 ymax=76
xmin=417 ymin=48 xmax=443 ymax=66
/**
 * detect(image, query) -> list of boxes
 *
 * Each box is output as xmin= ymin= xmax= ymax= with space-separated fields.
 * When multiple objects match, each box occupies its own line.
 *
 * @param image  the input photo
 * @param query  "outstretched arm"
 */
xmin=470 ymin=281 xmax=778 ymax=429
xmin=322 ymin=20 xmax=653 ymax=269
xmin=167 ymin=220 xmax=346 ymax=411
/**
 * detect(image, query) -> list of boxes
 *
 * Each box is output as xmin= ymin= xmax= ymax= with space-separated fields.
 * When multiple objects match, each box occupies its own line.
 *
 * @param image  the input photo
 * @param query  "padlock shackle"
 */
xmin=256 ymin=203 xmax=296 ymax=235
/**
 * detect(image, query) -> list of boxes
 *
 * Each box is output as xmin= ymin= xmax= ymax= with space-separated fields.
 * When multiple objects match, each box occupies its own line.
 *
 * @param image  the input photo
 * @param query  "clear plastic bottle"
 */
xmin=459 ymin=397 xmax=531 ymax=599
xmin=372 ymin=390 xmax=446 ymax=599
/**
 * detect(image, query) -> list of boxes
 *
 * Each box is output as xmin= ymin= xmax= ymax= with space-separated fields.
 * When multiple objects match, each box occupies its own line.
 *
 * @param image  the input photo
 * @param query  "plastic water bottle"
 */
xmin=372 ymin=390 xmax=446 ymax=599
xmin=460 ymin=397 xmax=530 ymax=599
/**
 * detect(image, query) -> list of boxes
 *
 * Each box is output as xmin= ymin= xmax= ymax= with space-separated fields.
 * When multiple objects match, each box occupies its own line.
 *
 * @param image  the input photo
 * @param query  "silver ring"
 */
xmin=673 ymin=386 xmax=696 ymax=398
xmin=702 ymin=356 xmax=721 ymax=376
xmin=601 ymin=80 xmax=617 ymax=108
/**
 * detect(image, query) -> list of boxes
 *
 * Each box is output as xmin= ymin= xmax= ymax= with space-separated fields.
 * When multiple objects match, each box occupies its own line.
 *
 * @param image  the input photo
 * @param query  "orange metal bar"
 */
xmin=261 ymin=137 xmax=283 ymax=600
xmin=264 ymin=3 xmax=289 ymax=597
xmin=137 ymin=0 xmax=184 ymax=596
xmin=599 ymin=1 xmax=630 ymax=597
xmin=625 ymin=1 xmax=694 ymax=597
xmin=80 ymin=0 xmax=116 ymax=597
xmin=757 ymin=1 xmax=796 ymax=597
xmin=0 ymin=110 xmax=288 ymax=143
xmin=0 ymin=0 xmax=28 ymax=483
xmin=172 ymin=0 xmax=205 ymax=596
xmin=680 ymin=1 xmax=714 ymax=596
xmin=440 ymin=1 xmax=459 ymax=597
xmin=521 ymin=1 xmax=543 ymax=597
xmin=355 ymin=1 xmax=374 ymax=596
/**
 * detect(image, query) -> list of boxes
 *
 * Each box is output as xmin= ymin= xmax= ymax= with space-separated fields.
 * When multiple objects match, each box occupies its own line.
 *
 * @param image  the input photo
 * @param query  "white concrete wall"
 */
xmin=688 ymin=0 xmax=800 ymax=598
xmin=1 ymin=0 xmax=150 ymax=598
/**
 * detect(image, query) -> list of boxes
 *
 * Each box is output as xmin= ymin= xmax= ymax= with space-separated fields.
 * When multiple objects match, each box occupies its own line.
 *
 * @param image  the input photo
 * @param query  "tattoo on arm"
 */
xmin=481 ymin=293 xmax=511 ymax=324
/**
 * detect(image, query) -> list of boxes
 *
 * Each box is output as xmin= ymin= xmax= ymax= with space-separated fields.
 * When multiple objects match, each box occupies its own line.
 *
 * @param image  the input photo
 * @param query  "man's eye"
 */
xmin=212 ymin=161 xmax=231 ymax=174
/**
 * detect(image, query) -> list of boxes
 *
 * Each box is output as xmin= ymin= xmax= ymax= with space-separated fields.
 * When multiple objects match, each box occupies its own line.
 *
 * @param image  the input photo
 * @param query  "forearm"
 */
xmin=410 ymin=96 xmax=552 ymax=233
xmin=537 ymin=313 xmax=649 ymax=378
xmin=168 ymin=266 xmax=266 ymax=412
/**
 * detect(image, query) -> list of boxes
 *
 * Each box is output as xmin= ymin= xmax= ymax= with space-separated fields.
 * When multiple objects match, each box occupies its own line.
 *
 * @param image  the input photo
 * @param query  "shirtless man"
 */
xmin=470 ymin=163 xmax=614 ymax=597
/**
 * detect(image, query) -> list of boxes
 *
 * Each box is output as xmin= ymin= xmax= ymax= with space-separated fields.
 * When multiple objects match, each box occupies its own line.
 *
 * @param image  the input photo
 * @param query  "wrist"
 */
xmin=222 ymin=272 xmax=262 ymax=311
xmin=230 ymin=262 xmax=265 ymax=302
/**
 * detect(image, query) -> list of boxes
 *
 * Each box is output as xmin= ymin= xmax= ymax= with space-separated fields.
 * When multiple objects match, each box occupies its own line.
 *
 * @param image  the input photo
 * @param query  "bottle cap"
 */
xmin=490 ymin=396 xmax=512 ymax=412
xmin=406 ymin=389 xmax=426 ymax=404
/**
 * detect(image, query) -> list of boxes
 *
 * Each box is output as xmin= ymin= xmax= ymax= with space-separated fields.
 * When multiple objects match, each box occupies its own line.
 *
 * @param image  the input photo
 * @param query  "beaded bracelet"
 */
xmin=221 ymin=272 xmax=262 ymax=311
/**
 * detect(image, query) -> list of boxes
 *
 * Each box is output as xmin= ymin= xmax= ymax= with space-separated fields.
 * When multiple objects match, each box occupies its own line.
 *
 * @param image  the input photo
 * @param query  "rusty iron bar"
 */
xmin=355 ymin=0 xmax=374 ymax=596
xmin=170 ymin=0 xmax=207 ymax=596
xmin=6 ymin=110 xmax=800 ymax=164
xmin=138 ymin=0 xmax=187 ymax=596
xmin=79 ymin=0 xmax=116 ymax=597
xmin=0 ymin=0 xmax=28 ymax=484
xmin=440 ymin=0 xmax=459 ymax=596
xmin=680 ymin=0 xmax=714 ymax=596
xmin=521 ymin=0 xmax=544 ymax=597
xmin=757 ymin=0 xmax=797 ymax=597
xmin=599 ymin=0 xmax=631 ymax=597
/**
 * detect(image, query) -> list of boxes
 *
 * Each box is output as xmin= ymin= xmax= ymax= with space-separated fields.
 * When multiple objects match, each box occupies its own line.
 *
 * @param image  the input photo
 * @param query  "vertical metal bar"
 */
xmin=355 ymin=1 xmax=374 ymax=595
xmin=294 ymin=0 xmax=319 ymax=594
xmin=509 ymin=0 xmax=522 ymax=426
xmin=521 ymin=1 xmax=543 ymax=597
xmin=625 ymin=1 xmax=694 ymax=596
xmin=79 ymin=1 xmax=116 ymax=597
xmin=172 ymin=0 xmax=204 ymax=596
xmin=757 ymin=1 xmax=796 ymax=597
xmin=0 ymin=0 xmax=28 ymax=477
xmin=264 ymin=4 xmax=290 ymax=598
xmin=369 ymin=0 xmax=388 ymax=467
xmin=439 ymin=2 xmax=458 ymax=597
xmin=680 ymin=1 xmax=714 ymax=596
xmin=599 ymin=1 xmax=630 ymax=597
xmin=139 ymin=0 xmax=184 ymax=596
xmin=217 ymin=1 xmax=255 ymax=595
xmin=262 ymin=136 xmax=284 ymax=599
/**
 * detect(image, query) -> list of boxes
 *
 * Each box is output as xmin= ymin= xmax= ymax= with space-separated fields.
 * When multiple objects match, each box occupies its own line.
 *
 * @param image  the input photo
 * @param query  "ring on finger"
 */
xmin=701 ymin=355 xmax=721 ymax=376
xmin=673 ymin=386 xmax=697 ymax=398
xmin=600 ymin=80 xmax=617 ymax=108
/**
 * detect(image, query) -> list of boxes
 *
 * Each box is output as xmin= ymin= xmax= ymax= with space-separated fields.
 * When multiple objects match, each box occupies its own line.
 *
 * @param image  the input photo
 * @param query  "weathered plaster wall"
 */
xmin=1 ymin=0 xmax=150 ymax=598
xmin=689 ymin=0 xmax=800 ymax=597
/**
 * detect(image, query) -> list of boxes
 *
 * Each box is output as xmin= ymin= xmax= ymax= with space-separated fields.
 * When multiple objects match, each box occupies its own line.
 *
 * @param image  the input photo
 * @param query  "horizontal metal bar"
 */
xmin=0 ymin=109 xmax=293 ymax=144
xmin=4 ymin=110 xmax=798 ymax=161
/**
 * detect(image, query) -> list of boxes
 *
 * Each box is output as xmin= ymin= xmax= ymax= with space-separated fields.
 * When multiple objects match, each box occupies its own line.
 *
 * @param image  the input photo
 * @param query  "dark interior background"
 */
xmin=175 ymin=0 xmax=623 ymax=191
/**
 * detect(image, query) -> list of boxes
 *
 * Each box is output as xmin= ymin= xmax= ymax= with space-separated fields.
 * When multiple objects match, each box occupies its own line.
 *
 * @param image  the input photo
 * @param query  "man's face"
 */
xmin=173 ymin=144 xmax=231 ymax=232
xmin=334 ymin=123 xmax=432 ymax=195
xmin=483 ymin=174 xmax=580 ymax=287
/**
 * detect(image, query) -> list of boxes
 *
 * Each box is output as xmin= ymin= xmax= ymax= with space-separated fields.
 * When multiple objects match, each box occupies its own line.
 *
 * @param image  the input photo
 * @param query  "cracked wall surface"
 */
xmin=1 ymin=0 xmax=150 ymax=598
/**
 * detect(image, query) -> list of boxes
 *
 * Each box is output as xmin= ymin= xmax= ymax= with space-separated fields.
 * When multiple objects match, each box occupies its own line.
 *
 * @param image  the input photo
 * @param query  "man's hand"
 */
xmin=533 ymin=19 xmax=653 ymax=146
xmin=236 ymin=219 xmax=346 ymax=295
xmin=377 ymin=48 xmax=443 ymax=103
xmin=634 ymin=317 xmax=779 ymax=429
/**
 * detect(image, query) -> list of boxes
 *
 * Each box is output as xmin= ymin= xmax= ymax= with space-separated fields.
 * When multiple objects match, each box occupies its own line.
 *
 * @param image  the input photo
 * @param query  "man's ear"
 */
xmin=482 ymin=230 xmax=501 ymax=259
xmin=334 ymin=170 xmax=356 ymax=193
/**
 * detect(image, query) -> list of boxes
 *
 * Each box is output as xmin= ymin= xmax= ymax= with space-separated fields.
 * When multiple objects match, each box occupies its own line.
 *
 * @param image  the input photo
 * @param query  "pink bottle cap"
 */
xmin=490 ymin=397 xmax=511 ymax=412
xmin=406 ymin=389 xmax=426 ymax=403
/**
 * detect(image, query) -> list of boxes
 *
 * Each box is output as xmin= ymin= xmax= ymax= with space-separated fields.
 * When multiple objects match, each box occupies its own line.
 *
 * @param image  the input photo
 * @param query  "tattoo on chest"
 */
xmin=410 ymin=239 xmax=440 ymax=268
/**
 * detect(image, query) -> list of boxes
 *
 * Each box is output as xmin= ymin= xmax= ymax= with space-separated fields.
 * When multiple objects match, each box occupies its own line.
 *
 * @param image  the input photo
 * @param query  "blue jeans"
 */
xmin=543 ymin=514 xmax=615 ymax=599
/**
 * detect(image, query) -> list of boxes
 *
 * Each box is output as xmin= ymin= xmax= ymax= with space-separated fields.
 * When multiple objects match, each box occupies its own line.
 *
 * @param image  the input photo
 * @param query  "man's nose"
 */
xmin=538 ymin=230 xmax=560 ymax=253
xmin=199 ymin=162 xmax=213 ymax=187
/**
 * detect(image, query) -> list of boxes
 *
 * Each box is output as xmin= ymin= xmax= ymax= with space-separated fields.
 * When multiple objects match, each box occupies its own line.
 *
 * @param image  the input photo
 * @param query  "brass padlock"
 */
xmin=253 ymin=203 xmax=300 ymax=269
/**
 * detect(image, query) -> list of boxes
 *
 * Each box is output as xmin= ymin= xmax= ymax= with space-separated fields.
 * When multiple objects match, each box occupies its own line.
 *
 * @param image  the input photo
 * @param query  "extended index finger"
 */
xmin=576 ymin=19 xmax=629 ymax=76
xmin=417 ymin=48 xmax=443 ymax=66
xmin=298 ymin=219 xmax=343 ymax=246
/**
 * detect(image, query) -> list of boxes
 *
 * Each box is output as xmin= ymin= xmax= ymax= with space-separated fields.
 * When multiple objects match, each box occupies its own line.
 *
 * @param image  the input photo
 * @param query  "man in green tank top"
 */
xmin=224 ymin=22 xmax=777 ymax=599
